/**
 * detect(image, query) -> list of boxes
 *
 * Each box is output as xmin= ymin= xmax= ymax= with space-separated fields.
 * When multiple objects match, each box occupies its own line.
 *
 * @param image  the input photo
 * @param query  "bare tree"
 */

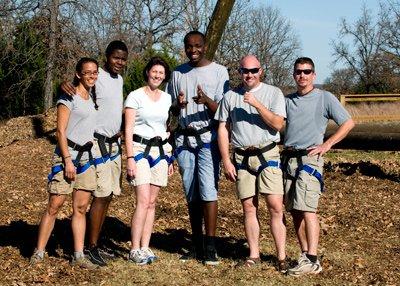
xmin=205 ymin=0 xmax=235 ymax=60
xmin=217 ymin=2 xmax=301 ymax=88
xmin=331 ymin=5 xmax=385 ymax=93
xmin=43 ymin=0 xmax=58 ymax=110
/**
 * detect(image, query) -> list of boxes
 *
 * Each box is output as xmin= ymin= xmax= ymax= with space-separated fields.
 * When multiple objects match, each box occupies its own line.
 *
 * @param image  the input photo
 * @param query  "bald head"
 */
xmin=239 ymin=55 xmax=262 ymax=90
xmin=240 ymin=55 xmax=261 ymax=68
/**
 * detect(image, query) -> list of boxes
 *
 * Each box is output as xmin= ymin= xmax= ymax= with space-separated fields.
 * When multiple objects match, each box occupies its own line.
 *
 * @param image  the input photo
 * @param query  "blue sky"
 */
xmin=253 ymin=0 xmax=382 ymax=83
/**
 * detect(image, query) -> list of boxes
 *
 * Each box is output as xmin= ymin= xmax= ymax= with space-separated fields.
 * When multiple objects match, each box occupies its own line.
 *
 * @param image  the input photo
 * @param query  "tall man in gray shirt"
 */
xmin=167 ymin=31 xmax=229 ymax=265
xmin=216 ymin=55 xmax=287 ymax=270
xmin=283 ymin=57 xmax=354 ymax=276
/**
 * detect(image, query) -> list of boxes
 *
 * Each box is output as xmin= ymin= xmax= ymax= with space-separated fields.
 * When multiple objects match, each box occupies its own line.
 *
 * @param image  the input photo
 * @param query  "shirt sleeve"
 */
xmin=56 ymin=93 xmax=74 ymax=110
xmin=166 ymin=71 xmax=178 ymax=103
xmin=215 ymin=92 xmax=231 ymax=122
xmin=214 ymin=66 xmax=230 ymax=103
xmin=324 ymin=91 xmax=351 ymax=125
xmin=270 ymin=88 xmax=286 ymax=118
xmin=124 ymin=90 xmax=140 ymax=110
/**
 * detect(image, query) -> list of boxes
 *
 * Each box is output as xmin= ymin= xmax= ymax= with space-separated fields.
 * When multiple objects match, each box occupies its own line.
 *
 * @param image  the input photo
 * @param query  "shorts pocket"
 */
xmin=304 ymin=177 xmax=321 ymax=209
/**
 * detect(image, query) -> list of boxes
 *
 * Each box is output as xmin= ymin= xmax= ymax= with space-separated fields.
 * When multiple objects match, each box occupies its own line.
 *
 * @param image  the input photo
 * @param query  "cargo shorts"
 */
xmin=283 ymin=154 xmax=323 ymax=213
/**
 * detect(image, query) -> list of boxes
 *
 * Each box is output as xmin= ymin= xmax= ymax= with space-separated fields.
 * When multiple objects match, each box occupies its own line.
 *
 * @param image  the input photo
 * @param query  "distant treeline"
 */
xmin=0 ymin=1 xmax=399 ymax=120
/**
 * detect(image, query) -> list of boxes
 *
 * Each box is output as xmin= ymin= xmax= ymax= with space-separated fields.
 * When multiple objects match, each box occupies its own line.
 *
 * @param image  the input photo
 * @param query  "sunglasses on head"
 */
xmin=294 ymin=69 xmax=313 ymax=75
xmin=239 ymin=67 xmax=260 ymax=74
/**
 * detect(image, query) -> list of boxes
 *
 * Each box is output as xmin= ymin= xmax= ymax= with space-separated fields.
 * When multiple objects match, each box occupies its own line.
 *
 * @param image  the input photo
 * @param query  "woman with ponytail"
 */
xmin=30 ymin=58 xmax=100 ymax=269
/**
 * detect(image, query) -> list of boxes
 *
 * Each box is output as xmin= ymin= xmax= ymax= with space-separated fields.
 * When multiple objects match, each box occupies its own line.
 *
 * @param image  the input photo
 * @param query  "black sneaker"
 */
xmin=98 ymin=246 xmax=116 ymax=260
xmin=179 ymin=246 xmax=203 ymax=262
xmin=203 ymin=246 xmax=219 ymax=266
xmin=85 ymin=246 xmax=107 ymax=267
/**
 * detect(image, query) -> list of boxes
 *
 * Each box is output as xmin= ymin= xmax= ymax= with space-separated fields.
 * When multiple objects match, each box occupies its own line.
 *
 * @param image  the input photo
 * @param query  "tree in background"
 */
xmin=329 ymin=3 xmax=400 ymax=94
xmin=216 ymin=2 xmax=300 ymax=88
xmin=0 ymin=0 xmax=300 ymax=119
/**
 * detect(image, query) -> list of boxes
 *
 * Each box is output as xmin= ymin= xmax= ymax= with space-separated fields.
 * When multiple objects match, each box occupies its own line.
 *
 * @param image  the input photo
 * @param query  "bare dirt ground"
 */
xmin=0 ymin=138 xmax=399 ymax=285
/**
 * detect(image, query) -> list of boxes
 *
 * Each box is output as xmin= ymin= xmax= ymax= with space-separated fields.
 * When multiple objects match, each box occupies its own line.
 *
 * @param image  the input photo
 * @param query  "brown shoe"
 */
xmin=71 ymin=255 xmax=99 ymax=270
xmin=277 ymin=259 xmax=288 ymax=274
xmin=236 ymin=257 xmax=261 ymax=267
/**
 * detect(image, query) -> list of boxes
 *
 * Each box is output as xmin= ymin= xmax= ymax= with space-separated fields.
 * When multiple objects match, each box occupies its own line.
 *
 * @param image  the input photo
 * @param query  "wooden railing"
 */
xmin=339 ymin=94 xmax=400 ymax=122
xmin=340 ymin=94 xmax=400 ymax=105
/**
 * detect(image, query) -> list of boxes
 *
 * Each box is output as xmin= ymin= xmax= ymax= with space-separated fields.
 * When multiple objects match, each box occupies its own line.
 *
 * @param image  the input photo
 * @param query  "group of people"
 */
xmin=30 ymin=30 xmax=354 ymax=277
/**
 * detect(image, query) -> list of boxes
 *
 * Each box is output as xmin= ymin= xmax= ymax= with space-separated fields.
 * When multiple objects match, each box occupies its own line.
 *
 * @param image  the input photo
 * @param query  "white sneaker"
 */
xmin=128 ymin=249 xmax=147 ymax=265
xmin=141 ymin=247 xmax=157 ymax=264
xmin=288 ymin=256 xmax=322 ymax=276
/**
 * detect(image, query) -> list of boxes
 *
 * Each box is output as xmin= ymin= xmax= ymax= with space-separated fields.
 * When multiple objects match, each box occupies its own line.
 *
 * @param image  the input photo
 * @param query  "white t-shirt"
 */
xmin=124 ymin=87 xmax=172 ymax=141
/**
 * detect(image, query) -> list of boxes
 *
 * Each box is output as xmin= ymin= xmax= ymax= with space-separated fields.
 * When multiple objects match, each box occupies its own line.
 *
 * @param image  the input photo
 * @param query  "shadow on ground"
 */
xmin=325 ymin=161 xmax=400 ymax=182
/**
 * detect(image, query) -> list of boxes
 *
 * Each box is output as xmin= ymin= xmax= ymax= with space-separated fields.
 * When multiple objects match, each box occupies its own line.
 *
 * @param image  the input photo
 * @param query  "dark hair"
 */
xmin=183 ymin=30 xmax=206 ymax=46
xmin=105 ymin=40 xmax=128 ymax=57
xmin=294 ymin=57 xmax=315 ymax=71
xmin=73 ymin=57 xmax=99 ymax=110
xmin=143 ymin=56 xmax=171 ymax=83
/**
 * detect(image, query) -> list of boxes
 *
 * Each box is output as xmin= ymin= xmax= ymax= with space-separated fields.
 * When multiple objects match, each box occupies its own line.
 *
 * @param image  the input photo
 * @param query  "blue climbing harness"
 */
xmin=233 ymin=142 xmax=280 ymax=177
xmin=93 ymin=132 xmax=121 ymax=165
xmin=281 ymin=148 xmax=324 ymax=192
xmin=47 ymin=139 xmax=94 ymax=181
xmin=170 ymin=125 xmax=214 ymax=162
xmin=132 ymin=134 xmax=172 ymax=168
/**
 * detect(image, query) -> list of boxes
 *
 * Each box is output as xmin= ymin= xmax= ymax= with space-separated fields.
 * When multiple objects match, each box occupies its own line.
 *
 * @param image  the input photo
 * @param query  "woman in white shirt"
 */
xmin=124 ymin=57 xmax=173 ymax=265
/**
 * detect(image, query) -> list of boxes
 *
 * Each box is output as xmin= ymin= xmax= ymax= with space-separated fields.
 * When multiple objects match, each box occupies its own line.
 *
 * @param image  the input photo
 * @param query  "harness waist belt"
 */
xmin=133 ymin=134 xmax=168 ymax=146
xmin=94 ymin=132 xmax=121 ymax=161
xmin=281 ymin=148 xmax=309 ymax=158
xmin=67 ymin=139 xmax=93 ymax=152
xmin=177 ymin=126 xmax=212 ymax=136
xmin=234 ymin=142 xmax=277 ymax=157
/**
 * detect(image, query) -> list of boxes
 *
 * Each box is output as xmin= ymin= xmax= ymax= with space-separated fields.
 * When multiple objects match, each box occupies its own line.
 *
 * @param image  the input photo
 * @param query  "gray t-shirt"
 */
xmin=284 ymin=88 xmax=351 ymax=149
xmin=167 ymin=62 xmax=229 ymax=147
xmin=57 ymin=93 xmax=97 ymax=160
xmin=216 ymin=83 xmax=286 ymax=148
xmin=94 ymin=67 xmax=123 ymax=137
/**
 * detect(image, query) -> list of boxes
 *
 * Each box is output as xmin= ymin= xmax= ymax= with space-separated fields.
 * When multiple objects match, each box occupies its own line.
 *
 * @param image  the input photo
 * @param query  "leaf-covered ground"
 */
xmin=0 ymin=138 xmax=399 ymax=285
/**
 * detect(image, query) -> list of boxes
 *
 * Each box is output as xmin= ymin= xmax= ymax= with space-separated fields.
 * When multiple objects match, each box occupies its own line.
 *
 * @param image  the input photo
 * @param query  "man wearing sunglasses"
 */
xmin=283 ymin=57 xmax=354 ymax=276
xmin=216 ymin=55 xmax=287 ymax=270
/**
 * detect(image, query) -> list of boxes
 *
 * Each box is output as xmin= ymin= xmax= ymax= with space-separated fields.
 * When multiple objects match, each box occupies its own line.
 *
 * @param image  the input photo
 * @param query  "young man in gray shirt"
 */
xmin=216 ymin=55 xmax=287 ymax=270
xmin=283 ymin=57 xmax=354 ymax=276
xmin=167 ymin=31 xmax=229 ymax=265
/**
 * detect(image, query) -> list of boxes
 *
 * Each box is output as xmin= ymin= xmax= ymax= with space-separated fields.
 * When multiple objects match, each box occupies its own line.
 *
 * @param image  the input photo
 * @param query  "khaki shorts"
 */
xmin=48 ymin=153 xmax=97 ymax=194
xmin=92 ymin=140 xmax=122 ymax=198
xmin=283 ymin=154 xmax=323 ymax=212
xmin=129 ymin=143 xmax=172 ymax=187
xmin=234 ymin=145 xmax=283 ymax=200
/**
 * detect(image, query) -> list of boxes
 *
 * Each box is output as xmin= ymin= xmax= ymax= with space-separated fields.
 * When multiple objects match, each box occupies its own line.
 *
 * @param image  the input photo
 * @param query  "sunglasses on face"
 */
xmin=239 ymin=67 xmax=260 ymax=75
xmin=294 ymin=69 xmax=313 ymax=75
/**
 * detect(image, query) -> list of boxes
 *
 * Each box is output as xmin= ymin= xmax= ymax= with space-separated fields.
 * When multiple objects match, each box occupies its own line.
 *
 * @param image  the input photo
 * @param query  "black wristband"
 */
xmin=127 ymin=156 xmax=135 ymax=160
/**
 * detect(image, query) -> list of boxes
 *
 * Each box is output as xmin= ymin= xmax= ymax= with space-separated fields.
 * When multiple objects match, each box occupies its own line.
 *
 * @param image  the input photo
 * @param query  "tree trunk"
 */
xmin=43 ymin=0 xmax=59 ymax=111
xmin=205 ymin=0 xmax=235 ymax=61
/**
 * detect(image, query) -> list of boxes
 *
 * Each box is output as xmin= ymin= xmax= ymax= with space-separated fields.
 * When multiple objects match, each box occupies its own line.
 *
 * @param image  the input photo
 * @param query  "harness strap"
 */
xmin=233 ymin=142 xmax=280 ymax=177
xmin=67 ymin=139 xmax=93 ymax=162
xmin=176 ymin=126 xmax=213 ymax=149
xmin=94 ymin=132 xmax=121 ymax=162
xmin=133 ymin=134 xmax=171 ymax=167
xmin=281 ymin=148 xmax=324 ymax=192
xmin=48 ymin=139 xmax=94 ymax=181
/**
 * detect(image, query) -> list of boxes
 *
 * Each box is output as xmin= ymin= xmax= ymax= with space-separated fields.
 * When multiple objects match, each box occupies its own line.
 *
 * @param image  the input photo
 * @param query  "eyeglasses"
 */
xmin=294 ymin=69 xmax=313 ymax=75
xmin=239 ymin=67 xmax=260 ymax=75
xmin=81 ymin=71 xmax=99 ymax=77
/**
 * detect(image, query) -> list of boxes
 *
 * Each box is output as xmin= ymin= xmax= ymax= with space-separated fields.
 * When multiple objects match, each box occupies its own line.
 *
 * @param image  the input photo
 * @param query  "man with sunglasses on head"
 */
xmin=167 ymin=31 xmax=229 ymax=265
xmin=283 ymin=57 xmax=354 ymax=276
xmin=216 ymin=55 xmax=287 ymax=271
